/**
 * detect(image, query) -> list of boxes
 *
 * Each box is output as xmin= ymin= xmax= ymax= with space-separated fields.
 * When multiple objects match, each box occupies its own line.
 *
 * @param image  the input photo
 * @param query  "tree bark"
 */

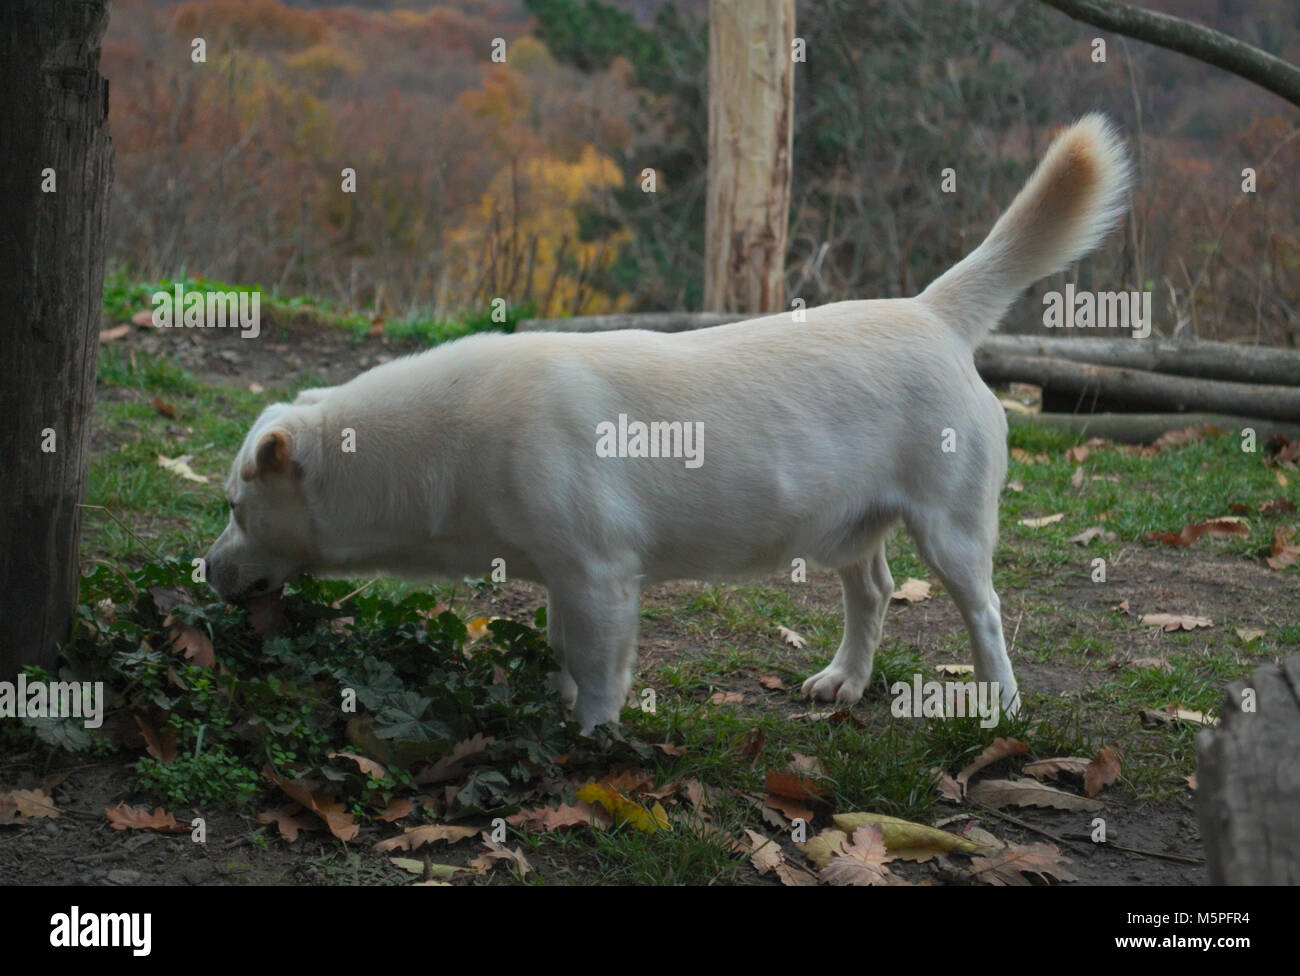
xmin=704 ymin=0 xmax=794 ymax=314
xmin=1007 ymin=411 xmax=1300 ymax=445
xmin=976 ymin=354 xmax=1300 ymax=422
xmin=1039 ymin=0 xmax=1300 ymax=108
xmin=980 ymin=335 xmax=1300 ymax=387
xmin=0 ymin=0 xmax=114 ymax=675
xmin=1196 ymin=654 xmax=1300 ymax=885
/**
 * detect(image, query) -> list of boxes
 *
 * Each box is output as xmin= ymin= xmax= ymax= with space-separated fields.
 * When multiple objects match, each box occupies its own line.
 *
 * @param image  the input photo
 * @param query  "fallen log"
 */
xmin=1196 ymin=654 xmax=1300 ymax=885
xmin=1006 ymin=410 xmax=1300 ymax=444
xmin=981 ymin=334 xmax=1300 ymax=387
xmin=977 ymin=354 xmax=1300 ymax=422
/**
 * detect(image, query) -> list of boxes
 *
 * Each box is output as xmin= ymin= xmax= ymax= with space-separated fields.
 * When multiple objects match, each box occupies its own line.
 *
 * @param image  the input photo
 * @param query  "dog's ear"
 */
xmin=241 ymin=429 xmax=294 ymax=481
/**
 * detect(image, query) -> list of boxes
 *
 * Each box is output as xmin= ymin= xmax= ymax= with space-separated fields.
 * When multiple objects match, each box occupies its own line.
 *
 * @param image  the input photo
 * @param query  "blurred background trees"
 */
xmin=101 ymin=0 xmax=1300 ymax=345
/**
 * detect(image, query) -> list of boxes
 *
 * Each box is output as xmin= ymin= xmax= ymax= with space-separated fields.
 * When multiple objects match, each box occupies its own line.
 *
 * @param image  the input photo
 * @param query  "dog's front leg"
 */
xmin=545 ymin=593 xmax=579 ymax=709
xmin=547 ymin=574 xmax=641 ymax=734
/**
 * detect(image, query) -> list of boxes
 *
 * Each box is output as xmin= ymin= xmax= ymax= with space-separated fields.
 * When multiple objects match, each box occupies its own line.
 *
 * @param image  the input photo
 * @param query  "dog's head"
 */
xmin=204 ymin=402 xmax=321 ymax=601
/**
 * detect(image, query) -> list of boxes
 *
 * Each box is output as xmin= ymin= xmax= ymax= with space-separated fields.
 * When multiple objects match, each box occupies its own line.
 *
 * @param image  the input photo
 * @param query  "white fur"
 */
xmin=205 ymin=115 xmax=1130 ymax=732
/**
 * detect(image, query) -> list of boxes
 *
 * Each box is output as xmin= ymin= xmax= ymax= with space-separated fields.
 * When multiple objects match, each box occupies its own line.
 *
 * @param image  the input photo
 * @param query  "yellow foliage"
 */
xmin=287 ymin=42 xmax=365 ymax=83
xmin=576 ymin=782 xmax=670 ymax=833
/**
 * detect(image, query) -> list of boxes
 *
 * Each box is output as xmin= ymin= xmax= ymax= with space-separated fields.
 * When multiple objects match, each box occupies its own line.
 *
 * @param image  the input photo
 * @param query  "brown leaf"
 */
xmin=135 ymin=714 xmax=177 ymax=763
xmin=932 ymin=768 xmax=963 ymax=802
xmin=373 ymin=823 xmax=479 ymax=851
xmin=0 ymin=788 xmax=61 ymax=824
xmin=468 ymin=833 xmax=531 ymax=877
xmin=967 ymin=778 xmax=1103 ymax=812
xmin=1141 ymin=612 xmax=1213 ymax=632
xmin=1084 ymin=745 xmax=1121 ymax=798
xmin=765 ymin=768 xmax=827 ymax=802
xmin=1266 ymin=526 xmax=1300 ymax=570
xmin=130 ymin=309 xmax=155 ymax=327
xmin=733 ymin=726 xmax=766 ymax=764
xmin=163 ymin=614 xmax=214 ymax=668
xmin=99 ymin=324 xmax=130 ymax=342
xmin=246 ymin=590 xmax=288 ymax=637
xmin=742 ymin=828 xmax=784 ymax=875
xmin=968 ymin=842 xmax=1077 ymax=885
xmin=709 ymin=690 xmax=744 ymax=705
xmin=758 ymin=674 xmax=787 ymax=691
xmin=891 ymin=577 xmax=932 ymax=602
xmin=818 ymin=824 xmax=894 ymax=886
xmin=654 ymin=742 xmax=687 ymax=756
xmin=415 ymin=734 xmax=497 ymax=785
xmin=263 ymin=769 xmax=358 ymax=842
xmin=776 ymin=626 xmax=806 ymax=649
xmin=377 ymin=798 xmax=413 ymax=822
xmin=511 ymin=801 xmax=608 ymax=831
xmin=328 ymin=751 xmax=389 ymax=780
xmin=1111 ymin=599 xmax=1130 ymax=613
xmin=256 ymin=806 xmax=318 ymax=842
xmin=1146 ymin=516 xmax=1249 ymax=548
xmin=1022 ymin=757 xmax=1090 ymax=782
xmin=149 ymin=396 xmax=177 ymax=418
xmin=1151 ymin=425 xmax=1221 ymax=451
xmin=1068 ymin=526 xmax=1114 ymax=545
xmin=955 ymin=737 xmax=1028 ymax=793
xmin=1259 ymin=497 xmax=1297 ymax=514
xmin=105 ymin=804 xmax=189 ymax=833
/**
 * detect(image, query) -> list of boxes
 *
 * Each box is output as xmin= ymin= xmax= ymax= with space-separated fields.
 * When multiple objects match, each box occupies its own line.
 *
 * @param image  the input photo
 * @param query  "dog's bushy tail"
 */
xmin=919 ymin=114 xmax=1132 ymax=344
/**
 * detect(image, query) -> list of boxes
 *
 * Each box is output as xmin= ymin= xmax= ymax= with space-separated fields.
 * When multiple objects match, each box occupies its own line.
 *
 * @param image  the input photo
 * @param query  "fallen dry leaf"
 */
xmin=135 ymin=714 xmax=178 ymax=763
xmin=163 ymin=614 xmax=215 ymax=668
xmin=1068 ymin=526 xmax=1114 ymax=545
xmin=256 ymin=806 xmax=318 ymax=843
xmin=0 ymin=788 xmax=61 ymax=824
xmin=936 ymin=663 xmax=974 ymax=676
xmin=509 ymin=801 xmax=608 ymax=832
xmin=328 ymin=751 xmax=389 ymax=780
xmin=373 ymin=823 xmax=478 ymax=852
xmin=968 ymin=842 xmax=1077 ymax=885
xmin=156 ymin=454 xmax=208 ymax=484
xmin=100 ymin=324 xmax=130 ymax=342
xmin=1141 ymin=613 xmax=1213 ymax=632
xmin=469 ymin=833 xmax=531 ymax=877
xmin=1145 ymin=516 xmax=1249 ymax=548
xmin=1266 ymin=526 xmax=1299 ymax=570
xmin=819 ymin=824 xmax=894 ymax=886
xmin=956 ymin=737 xmax=1028 ymax=794
xmin=967 ymin=778 xmax=1103 ymax=812
xmin=742 ymin=828 xmax=784 ymax=875
xmin=833 ymin=811 xmax=985 ymax=861
xmin=414 ymin=733 xmax=497 ymax=785
xmin=1019 ymin=513 xmax=1065 ymax=528
xmin=891 ymin=578 xmax=932 ymax=602
xmin=149 ymin=396 xmax=177 ymax=419
xmin=1234 ymin=627 xmax=1265 ymax=644
xmin=263 ymin=769 xmax=358 ymax=842
xmin=1084 ymin=745 xmax=1121 ymax=798
xmin=776 ymin=625 xmax=806 ymax=649
xmin=758 ymin=674 xmax=787 ymax=691
xmin=709 ymin=690 xmax=744 ymax=705
xmin=105 ymin=804 xmax=189 ymax=833
xmin=1023 ymin=757 xmax=1090 ymax=782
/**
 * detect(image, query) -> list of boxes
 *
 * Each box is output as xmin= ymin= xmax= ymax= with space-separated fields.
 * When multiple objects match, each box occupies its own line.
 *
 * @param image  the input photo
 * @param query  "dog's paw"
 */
xmin=801 ymin=666 xmax=868 ymax=705
xmin=549 ymin=670 xmax=578 ymax=710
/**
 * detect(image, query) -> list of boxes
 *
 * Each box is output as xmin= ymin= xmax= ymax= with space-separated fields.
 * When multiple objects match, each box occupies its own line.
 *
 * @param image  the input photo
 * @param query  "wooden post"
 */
xmin=0 ymin=0 xmax=115 ymax=674
xmin=704 ymin=0 xmax=795 ymax=314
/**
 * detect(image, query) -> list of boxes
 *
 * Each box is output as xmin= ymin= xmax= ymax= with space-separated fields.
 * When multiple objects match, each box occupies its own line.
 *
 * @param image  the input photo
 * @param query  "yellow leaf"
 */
xmin=798 ymin=828 xmax=848 ymax=869
xmin=575 ymin=782 xmax=670 ymax=833
xmin=832 ymin=812 xmax=984 ymax=861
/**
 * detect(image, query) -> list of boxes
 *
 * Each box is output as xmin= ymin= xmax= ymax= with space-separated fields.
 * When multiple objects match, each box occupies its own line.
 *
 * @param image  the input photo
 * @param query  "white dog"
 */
xmin=206 ymin=115 xmax=1130 ymax=733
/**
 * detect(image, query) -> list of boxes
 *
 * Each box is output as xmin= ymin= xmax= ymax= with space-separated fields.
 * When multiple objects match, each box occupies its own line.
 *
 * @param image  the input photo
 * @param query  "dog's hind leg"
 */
xmin=545 ymin=593 xmax=579 ymax=710
xmin=904 ymin=504 xmax=1019 ymax=718
xmin=547 ymin=574 xmax=641 ymax=734
xmin=801 ymin=530 xmax=895 ymax=705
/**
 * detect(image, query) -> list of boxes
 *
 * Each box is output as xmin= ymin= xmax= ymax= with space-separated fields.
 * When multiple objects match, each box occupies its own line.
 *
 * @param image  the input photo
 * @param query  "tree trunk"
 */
xmin=976 ymin=354 xmax=1300 ymax=422
xmin=1007 ymin=411 xmax=1300 ymax=445
xmin=704 ymin=0 xmax=794 ymax=314
xmin=0 ymin=0 xmax=114 ymax=675
xmin=1196 ymin=654 xmax=1300 ymax=884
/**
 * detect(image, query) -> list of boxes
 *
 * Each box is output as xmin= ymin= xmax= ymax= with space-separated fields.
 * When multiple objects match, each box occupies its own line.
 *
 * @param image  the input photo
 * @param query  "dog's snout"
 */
xmin=250 ymin=577 xmax=270 ymax=593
